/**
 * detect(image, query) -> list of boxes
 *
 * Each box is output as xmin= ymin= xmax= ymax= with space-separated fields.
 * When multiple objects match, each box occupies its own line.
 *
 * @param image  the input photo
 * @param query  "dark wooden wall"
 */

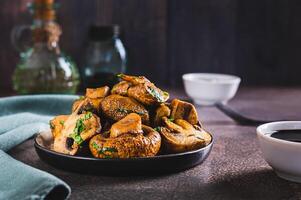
xmin=1 ymin=0 xmax=301 ymax=92
xmin=168 ymin=0 xmax=301 ymax=86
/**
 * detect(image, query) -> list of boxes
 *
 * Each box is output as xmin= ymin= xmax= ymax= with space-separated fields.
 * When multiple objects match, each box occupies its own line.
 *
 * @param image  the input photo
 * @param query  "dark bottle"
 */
xmin=81 ymin=25 xmax=127 ymax=88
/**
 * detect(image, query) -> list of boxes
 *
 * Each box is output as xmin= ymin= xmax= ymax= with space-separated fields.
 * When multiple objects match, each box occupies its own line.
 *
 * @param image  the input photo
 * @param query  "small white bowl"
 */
xmin=182 ymin=73 xmax=241 ymax=106
xmin=257 ymin=121 xmax=301 ymax=183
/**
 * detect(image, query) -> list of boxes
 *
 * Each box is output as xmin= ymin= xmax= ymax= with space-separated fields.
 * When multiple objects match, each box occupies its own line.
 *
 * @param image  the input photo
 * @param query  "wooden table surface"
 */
xmin=8 ymin=87 xmax=301 ymax=200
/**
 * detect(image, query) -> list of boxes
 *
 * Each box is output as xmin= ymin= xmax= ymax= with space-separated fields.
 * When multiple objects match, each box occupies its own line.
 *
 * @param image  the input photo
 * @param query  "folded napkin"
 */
xmin=0 ymin=95 xmax=78 ymax=200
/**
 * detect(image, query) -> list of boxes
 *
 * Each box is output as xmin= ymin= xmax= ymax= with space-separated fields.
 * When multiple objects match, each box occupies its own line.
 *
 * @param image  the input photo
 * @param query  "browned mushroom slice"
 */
xmin=117 ymin=74 xmax=169 ymax=105
xmin=162 ymin=117 xmax=186 ymax=133
xmin=50 ymin=115 xmax=69 ymax=138
xmin=160 ymin=117 xmax=211 ymax=153
xmin=172 ymin=119 xmax=195 ymax=132
xmin=127 ymin=82 xmax=169 ymax=106
xmin=174 ymin=119 xmax=211 ymax=144
xmin=72 ymin=98 xmax=101 ymax=114
xmin=110 ymin=113 xmax=143 ymax=138
xmin=118 ymin=74 xmax=150 ymax=85
xmin=160 ymin=127 xmax=206 ymax=153
xmin=72 ymin=98 xmax=84 ymax=112
xmin=85 ymin=86 xmax=110 ymax=99
xmin=89 ymin=125 xmax=161 ymax=158
xmin=163 ymin=117 xmax=209 ymax=142
xmin=111 ymin=81 xmax=131 ymax=95
xmin=53 ymin=112 xmax=101 ymax=155
xmin=71 ymin=86 xmax=109 ymax=114
xmin=100 ymin=94 xmax=149 ymax=124
xmin=170 ymin=99 xmax=199 ymax=125
xmin=193 ymin=124 xmax=212 ymax=145
xmin=153 ymin=103 xmax=171 ymax=126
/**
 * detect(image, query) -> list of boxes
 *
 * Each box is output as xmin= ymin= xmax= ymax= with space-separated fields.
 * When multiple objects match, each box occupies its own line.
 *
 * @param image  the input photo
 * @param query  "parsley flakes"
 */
xmin=147 ymin=86 xmax=164 ymax=102
xmin=92 ymin=142 xmax=118 ymax=158
xmin=117 ymin=108 xmax=146 ymax=116
xmin=69 ymin=112 xmax=93 ymax=145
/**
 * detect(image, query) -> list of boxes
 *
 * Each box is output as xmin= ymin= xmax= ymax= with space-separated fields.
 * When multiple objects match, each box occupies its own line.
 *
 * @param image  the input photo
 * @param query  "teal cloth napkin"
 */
xmin=0 ymin=95 xmax=78 ymax=200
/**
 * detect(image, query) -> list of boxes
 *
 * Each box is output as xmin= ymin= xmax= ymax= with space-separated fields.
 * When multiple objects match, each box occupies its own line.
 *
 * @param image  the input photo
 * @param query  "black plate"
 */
xmin=34 ymin=132 xmax=213 ymax=176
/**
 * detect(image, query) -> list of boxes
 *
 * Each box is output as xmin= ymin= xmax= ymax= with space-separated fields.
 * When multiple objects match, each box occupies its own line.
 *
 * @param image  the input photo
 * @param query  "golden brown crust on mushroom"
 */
xmin=72 ymin=86 xmax=110 ymax=114
xmin=111 ymin=81 xmax=130 ymax=96
xmin=118 ymin=74 xmax=150 ymax=85
xmin=89 ymin=125 xmax=161 ymax=158
xmin=170 ymin=99 xmax=199 ymax=125
xmin=116 ymin=74 xmax=169 ymax=106
xmin=72 ymin=98 xmax=102 ymax=114
xmin=86 ymin=86 xmax=110 ymax=99
xmin=159 ymin=117 xmax=211 ymax=153
xmin=100 ymin=94 xmax=149 ymax=124
xmin=127 ymin=83 xmax=168 ymax=106
xmin=160 ymin=127 xmax=206 ymax=153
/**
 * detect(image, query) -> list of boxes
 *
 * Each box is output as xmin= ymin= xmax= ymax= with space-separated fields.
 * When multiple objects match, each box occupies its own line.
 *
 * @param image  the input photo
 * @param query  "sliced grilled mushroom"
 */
xmin=127 ymin=83 xmax=168 ymax=106
xmin=85 ymin=86 xmax=110 ymax=99
xmin=100 ymin=94 xmax=149 ymax=124
xmin=117 ymin=74 xmax=169 ymax=106
xmin=111 ymin=81 xmax=130 ymax=96
xmin=153 ymin=103 xmax=171 ymax=127
xmin=159 ymin=117 xmax=211 ymax=153
xmin=72 ymin=86 xmax=110 ymax=114
xmin=72 ymin=98 xmax=100 ymax=114
xmin=170 ymin=99 xmax=199 ymax=125
xmin=53 ymin=111 xmax=101 ymax=155
xmin=117 ymin=74 xmax=150 ymax=85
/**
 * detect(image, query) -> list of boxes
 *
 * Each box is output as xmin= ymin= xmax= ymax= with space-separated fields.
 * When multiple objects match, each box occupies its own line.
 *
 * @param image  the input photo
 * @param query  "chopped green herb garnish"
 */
xmin=59 ymin=120 xmax=64 ymax=126
xmin=154 ymin=127 xmax=162 ymax=132
xmin=92 ymin=142 xmax=117 ymax=158
xmin=117 ymin=73 xmax=123 ymax=78
xmin=74 ymin=119 xmax=85 ymax=134
xmin=99 ymin=147 xmax=118 ymax=154
xmin=117 ymin=108 xmax=128 ymax=114
xmin=167 ymin=117 xmax=174 ymax=122
xmin=78 ymin=96 xmax=85 ymax=100
xmin=92 ymin=141 xmax=100 ymax=150
xmin=117 ymin=108 xmax=146 ymax=116
xmin=147 ymin=86 xmax=164 ymax=102
xmin=69 ymin=112 xmax=92 ymax=145
xmin=70 ymin=133 xmax=84 ymax=144
xmin=84 ymin=112 xmax=92 ymax=120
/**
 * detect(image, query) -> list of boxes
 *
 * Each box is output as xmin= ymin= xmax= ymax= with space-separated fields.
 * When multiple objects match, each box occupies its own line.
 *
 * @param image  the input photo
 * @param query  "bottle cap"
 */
xmin=31 ymin=0 xmax=56 ymax=20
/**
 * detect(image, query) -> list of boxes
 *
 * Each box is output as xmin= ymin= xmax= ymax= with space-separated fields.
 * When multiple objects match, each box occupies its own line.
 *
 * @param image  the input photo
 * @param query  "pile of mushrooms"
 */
xmin=50 ymin=74 xmax=212 ymax=158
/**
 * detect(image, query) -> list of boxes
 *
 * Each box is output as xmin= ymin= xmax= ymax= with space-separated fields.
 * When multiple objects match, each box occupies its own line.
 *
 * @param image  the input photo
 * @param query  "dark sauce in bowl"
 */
xmin=271 ymin=130 xmax=301 ymax=143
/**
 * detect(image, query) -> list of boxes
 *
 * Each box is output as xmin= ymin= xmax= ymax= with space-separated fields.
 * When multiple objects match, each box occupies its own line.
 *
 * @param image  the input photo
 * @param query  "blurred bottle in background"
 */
xmin=12 ymin=0 xmax=79 ymax=94
xmin=81 ymin=25 xmax=126 ymax=88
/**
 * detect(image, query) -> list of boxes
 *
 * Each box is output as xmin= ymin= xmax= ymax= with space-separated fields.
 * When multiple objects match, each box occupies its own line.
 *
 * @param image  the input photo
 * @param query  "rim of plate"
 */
xmin=34 ymin=132 xmax=214 ymax=161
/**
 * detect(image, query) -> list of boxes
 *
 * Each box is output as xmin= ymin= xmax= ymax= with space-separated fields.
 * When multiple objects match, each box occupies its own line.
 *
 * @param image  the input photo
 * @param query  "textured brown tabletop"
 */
xmin=9 ymin=87 xmax=301 ymax=200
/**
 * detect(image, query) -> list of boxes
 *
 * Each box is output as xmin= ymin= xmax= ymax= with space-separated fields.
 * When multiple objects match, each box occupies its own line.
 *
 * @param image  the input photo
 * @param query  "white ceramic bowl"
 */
xmin=182 ymin=73 xmax=241 ymax=106
xmin=257 ymin=121 xmax=301 ymax=183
